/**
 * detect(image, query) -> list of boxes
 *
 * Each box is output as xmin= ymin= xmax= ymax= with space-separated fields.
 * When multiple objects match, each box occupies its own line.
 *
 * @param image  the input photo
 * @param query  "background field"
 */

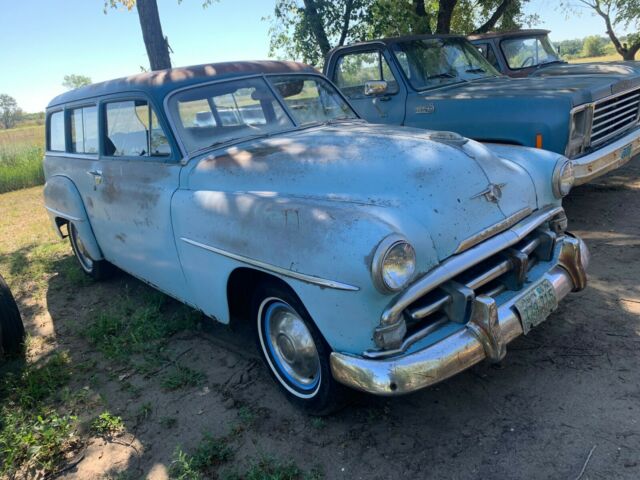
xmin=0 ymin=125 xmax=45 ymax=194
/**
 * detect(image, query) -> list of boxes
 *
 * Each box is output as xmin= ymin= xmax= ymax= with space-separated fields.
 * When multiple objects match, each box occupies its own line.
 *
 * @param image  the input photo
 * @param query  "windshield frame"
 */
xmin=499 ymin=34 xmax=563 ymax=71
xmin=164 ymin=72 xmax=361 ymax=159
xmin=389 ymin=36 xmax=501 ymax=92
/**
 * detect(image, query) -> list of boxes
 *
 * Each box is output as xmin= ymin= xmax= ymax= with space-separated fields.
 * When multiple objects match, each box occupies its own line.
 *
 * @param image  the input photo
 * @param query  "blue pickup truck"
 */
xmin=324 ymin=34 xmax=640 ymax=185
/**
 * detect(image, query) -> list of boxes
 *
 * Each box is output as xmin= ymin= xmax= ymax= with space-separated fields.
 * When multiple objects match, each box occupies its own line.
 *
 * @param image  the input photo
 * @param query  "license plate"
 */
xmin=515 ymin=279 xmax=558 ymax=335
xmin=620 ymin=143 xmax=633 ymax=160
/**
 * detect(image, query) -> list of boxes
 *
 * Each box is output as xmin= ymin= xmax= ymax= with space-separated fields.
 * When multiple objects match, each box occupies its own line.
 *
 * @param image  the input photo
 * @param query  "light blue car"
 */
xmin=44 ymin=61 xmax=588 ymax=414
xmin=324 ymin=34 xmax=640 ymax=185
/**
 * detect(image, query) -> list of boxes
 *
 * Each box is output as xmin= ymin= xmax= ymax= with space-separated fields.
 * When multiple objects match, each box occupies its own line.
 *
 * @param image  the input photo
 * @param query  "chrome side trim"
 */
xmin=380 ymin=206 xmax=563 ymax=326
xmin=45 ymin=206 xmax=83 ymax=223
xmin=454 ymin=207 xmax=532 ymax=254
xmin=180 ymin=237 xmax=360 ymax=291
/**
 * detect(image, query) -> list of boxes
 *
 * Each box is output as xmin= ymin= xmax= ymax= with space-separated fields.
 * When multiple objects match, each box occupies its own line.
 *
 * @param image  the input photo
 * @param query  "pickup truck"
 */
xmin=468 ymin=29 xmax=640 ymax=78
xmin=324 ymin=34 xmax=640 ymax=185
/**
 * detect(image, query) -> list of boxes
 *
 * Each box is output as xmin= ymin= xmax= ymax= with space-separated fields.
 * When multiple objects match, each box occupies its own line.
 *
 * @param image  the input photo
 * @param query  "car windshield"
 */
xmin=501 ymin=36 xmax=562 ymax=70
xmin=169 ymin=75 xmax=357 ymax=154
xmin=390 ymin=37 xmax=500 ymax=91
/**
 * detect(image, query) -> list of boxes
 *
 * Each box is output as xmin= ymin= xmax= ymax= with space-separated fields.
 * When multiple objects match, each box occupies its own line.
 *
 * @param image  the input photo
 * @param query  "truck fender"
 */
xmin=43 ymin=175 xmax=104 ymax=260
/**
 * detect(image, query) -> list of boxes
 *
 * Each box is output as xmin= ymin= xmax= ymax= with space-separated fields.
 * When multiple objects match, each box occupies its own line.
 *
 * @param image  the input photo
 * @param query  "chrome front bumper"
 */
xmin=330 ymin=236 xmax=590 ymax=396
xmin=572 ymin=128 xmax=640 ymax=185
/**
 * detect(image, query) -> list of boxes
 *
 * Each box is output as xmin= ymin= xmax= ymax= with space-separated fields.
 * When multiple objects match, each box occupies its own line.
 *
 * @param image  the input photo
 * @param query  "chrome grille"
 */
xmin=591 ymin=88 xmax=640 ymax=148
xmin=404 ymin=229 xmax=556 ymax=335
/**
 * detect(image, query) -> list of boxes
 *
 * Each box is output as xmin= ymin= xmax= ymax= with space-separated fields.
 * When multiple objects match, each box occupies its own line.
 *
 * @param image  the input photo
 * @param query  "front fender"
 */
xmin=43 ymin=176 xmax=103 ymax=260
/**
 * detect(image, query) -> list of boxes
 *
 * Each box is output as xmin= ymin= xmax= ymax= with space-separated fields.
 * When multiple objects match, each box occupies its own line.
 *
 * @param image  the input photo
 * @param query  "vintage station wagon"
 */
xmin=44 ymin=61 xmax=589 ymax=414
xmin=324 ymin=34 xmax=640 ymax=185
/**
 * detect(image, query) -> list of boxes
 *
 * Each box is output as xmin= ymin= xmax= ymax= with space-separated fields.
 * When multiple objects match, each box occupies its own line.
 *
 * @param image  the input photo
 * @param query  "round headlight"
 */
xmin=553 ymin=160 xmax=575 ymax=198
xmin=372 ymin=236 xmax=416 ymax=293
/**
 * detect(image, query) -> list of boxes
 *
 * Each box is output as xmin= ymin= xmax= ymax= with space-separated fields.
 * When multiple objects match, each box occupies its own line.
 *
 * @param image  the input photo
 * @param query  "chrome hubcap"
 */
xmin=70 ymin=224 xmax=94 ymax=272
xmin=264 ymin=301 xmax=320 ymax=389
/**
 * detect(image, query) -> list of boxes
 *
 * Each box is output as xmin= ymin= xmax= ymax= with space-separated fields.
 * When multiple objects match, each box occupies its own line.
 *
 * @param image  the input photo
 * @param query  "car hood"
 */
xmin=187 ymin=123 xmax=539 ymax=261
xmin=533 ymin=61 xmax=640 ymax=78
xmin=421 ymin=74 xmax=640 ymax=106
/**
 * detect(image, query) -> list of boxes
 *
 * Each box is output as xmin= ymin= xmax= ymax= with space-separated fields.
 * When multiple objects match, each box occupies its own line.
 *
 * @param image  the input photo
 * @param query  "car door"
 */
xmin=330 ymin=48 xmax=407 ymax=125
xmin=82 ymin=95 xmax=190 ymax=303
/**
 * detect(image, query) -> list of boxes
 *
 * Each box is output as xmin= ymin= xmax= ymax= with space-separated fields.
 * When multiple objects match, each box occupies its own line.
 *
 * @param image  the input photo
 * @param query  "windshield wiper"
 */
xmin=427 ymin=72 xmax=457 ymax=80
xmin=465 ymin=67 xmax=486 ymax=74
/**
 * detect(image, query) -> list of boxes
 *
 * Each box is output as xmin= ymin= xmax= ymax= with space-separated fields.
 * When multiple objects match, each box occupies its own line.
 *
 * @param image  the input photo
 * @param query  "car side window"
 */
xmin=48 ymin=111 xmax=65 ymax=152
xmin=334 ymin=51 xmax=399 ymax=99
xmin=104 ymin=100 xmax=171 ymax=157
xmin=70 ymin=106 xmax=98 ymax=154
xmin=485 ymin=45 xmax=500 ymax=70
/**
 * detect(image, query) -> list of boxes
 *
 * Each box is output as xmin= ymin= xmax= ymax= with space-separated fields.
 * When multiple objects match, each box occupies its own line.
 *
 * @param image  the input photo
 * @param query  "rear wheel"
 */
xmin=0 ymin=274 xmax=24 ymax=357
xmin=68 ymin=222 xmax=111 ymax=280
xmin=253 ymin=283 xmax=347 ymax=416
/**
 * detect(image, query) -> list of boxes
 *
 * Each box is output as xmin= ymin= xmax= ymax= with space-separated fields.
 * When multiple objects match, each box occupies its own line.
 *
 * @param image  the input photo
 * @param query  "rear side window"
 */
xmin=48 ymin=111 xmax=65 ymax=151
xmin=334 ymin=51 xmax=399 ymax=99
xmin=104 ymin=100 xmax=170 ymax=157
xmin=70 ymin=106 xmax=98 ymax=154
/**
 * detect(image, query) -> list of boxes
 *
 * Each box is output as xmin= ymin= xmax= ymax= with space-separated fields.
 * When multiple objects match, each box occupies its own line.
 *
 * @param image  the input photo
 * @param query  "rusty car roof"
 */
xmin=47 ymin=60 xmax=319 ymax=108
xmin=331 ymin=33 xmax=467 ymax=53
xmin=467 ymin=29 xmax=551 ymax=41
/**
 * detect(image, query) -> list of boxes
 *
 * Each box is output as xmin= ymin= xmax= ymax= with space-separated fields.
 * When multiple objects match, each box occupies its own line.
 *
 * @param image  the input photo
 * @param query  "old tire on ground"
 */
xmin=69 ymin=222 xmax=112 ymax=280
xmin=253 ymin=283 xmax=348 ymax=416
xmin=0 ymin=273 xmax=25 ymax=356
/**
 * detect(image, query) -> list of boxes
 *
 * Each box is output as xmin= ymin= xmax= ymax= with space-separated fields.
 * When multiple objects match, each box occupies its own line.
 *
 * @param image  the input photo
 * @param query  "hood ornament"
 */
xmin=472 ymin=183 xmax=506 ymax=203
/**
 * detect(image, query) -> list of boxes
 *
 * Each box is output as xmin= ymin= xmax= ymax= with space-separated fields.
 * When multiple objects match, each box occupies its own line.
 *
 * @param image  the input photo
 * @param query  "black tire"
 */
xmin=68 ymin=222 xmax=112 ymax=280
xmin=0 ymin=274 xmax=25 ymax=357
xmin=252 ymin=282 xmax=348 ymax=416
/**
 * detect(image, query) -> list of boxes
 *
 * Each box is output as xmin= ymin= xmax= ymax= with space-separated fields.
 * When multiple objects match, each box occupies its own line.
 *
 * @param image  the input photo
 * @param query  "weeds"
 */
xmin=0 ymin=126 xmax=45 ymax=193
xmin=170 ymin=434 xmax=233 ymax=479
xmin=161 ymin=365 xmax=206 ymax=391
xmin=91 ymin=411 xmax=125 ymax=437
xmin=223 ymin=456 xmax=324 ymax=480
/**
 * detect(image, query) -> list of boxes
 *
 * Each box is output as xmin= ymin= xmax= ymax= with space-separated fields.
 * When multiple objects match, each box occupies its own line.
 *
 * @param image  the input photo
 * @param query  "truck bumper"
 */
xmin=330 ymin=236 xmax=590 ymax=396
xmin=572 ymin=128 xmax=640 ymax=185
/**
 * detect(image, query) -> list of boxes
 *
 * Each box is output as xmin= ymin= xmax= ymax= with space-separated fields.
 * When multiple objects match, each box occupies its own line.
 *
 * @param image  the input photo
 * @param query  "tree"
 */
xmin=567 ymin=0 xmax=640 ymax=60
xmin=0 ymin=94 xmax=22 ymax=130
xmin=581 ymin=35 xmax=605 ymax=57
xmin=105 ymin=0 xmax=218 ymax=71
xmin=62 ymin=74 xmax=92 ymax=90
xmin=269 ymin=0 xmax=532 ymax=65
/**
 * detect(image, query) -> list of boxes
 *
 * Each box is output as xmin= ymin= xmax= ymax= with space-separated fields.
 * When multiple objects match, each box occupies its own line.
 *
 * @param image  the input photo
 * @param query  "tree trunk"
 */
xmin=136 ymin=0 xmax=171 ymax=71
xmin=435 ymin=0 xmax=458 ymax=34
xmin=474 ymin=0 xmax=514 ymax=34
xmin=413 ymin=0 xmax=432 ymax=34
xmin=622 ymin=45 xmax=639 ymax=61
xmin=302 ymin=0 xmax=332 ymax=58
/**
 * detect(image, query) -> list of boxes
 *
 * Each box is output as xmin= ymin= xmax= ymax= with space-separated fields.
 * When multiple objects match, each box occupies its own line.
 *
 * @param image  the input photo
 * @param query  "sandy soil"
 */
xmin=9 ymin=157 xmax=640 ymax=479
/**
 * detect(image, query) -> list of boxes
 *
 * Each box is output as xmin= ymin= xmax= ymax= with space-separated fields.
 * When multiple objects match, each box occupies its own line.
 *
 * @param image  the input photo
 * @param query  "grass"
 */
xmin=569 ymin=53 xmax=625 ymax=63
xmin=161 ymin=365 xmax=207 ymax=391
xmin=0 ymin=352 xmax=81 ymax=478
xmin=0 ymin=125 xmax=45 ymax=194
xmin=224 ymin=456 xmax=323 ymax=480
xmin=91 ymin=411 xmax=125 ymax=437
xmin=170 ymin=434 xmax=234 ymax=480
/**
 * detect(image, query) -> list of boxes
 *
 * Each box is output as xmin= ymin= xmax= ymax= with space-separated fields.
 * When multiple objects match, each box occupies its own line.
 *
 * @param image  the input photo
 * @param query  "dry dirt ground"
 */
xmin=1 ymin=157 xmax=639 ymax=479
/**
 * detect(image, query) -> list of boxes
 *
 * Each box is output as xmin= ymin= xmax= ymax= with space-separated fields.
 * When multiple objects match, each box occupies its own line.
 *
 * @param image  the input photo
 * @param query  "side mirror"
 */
xmin=364 ymin=80 xmax=388 ymax=96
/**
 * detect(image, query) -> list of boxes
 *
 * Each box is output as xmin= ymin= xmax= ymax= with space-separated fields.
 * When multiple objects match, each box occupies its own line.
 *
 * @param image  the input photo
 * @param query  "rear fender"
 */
xmin=43 ymin=176 xmax=104 ymax=260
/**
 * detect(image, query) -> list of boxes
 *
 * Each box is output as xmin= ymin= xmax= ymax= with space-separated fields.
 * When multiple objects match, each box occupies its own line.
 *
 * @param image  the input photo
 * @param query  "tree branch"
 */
xmin=413 ymin=0 xmax=432 ymax=34
xmin=302 ymin=0 xmax=332 ymax=58
xmin=473 ymin=0 xmax=515 ymax=34
xmin=338 ymin=0 xmax=354 ymax=46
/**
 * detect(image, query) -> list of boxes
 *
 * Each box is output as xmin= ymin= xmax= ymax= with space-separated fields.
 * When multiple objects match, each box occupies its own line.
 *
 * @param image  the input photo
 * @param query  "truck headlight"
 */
xmin=553 ymin=160 xmax=575 ymax=198
xmin=372 ymin=235 xmax=416 ymax=293
xmin=565 ymin=105 xmax=593 ymax=159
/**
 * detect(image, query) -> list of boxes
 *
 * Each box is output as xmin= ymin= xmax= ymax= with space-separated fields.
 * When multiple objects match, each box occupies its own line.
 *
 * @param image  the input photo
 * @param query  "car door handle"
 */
xmin=378 ymin=96 xmax=391 ymax=102
xmin=87 ymin=169 xmax=102 ymax=177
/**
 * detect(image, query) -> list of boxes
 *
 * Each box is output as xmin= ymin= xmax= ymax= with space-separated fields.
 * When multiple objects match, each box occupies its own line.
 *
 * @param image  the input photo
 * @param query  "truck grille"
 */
xmin=403 ymin=227 xmax=557 ymax=337
xmin=590 ymin=88 xmax=640 ymax=148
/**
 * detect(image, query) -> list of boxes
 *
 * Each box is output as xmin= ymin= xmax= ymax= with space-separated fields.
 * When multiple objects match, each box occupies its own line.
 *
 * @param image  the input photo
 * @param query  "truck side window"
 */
xmin=334 ymin=51 xmax=399 ymax=99
xmin=70 ymin=106 xmax=98 ymax=154
xmin=104 ymin=100 xmax=170 ymax=157
xmin=48 ymin=111 xmax=65 ymax=152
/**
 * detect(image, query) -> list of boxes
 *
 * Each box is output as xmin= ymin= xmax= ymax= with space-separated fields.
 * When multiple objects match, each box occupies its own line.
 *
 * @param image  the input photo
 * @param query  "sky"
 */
xmin=0 ymin=0 xmax=629 ymax=113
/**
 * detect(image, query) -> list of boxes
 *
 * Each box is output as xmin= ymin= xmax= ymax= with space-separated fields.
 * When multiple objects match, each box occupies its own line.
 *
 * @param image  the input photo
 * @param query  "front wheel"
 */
xmin=68 ymin=222 xmax=112 ymax=280
xmin=253 ymin=284 xmax=347 ymax=416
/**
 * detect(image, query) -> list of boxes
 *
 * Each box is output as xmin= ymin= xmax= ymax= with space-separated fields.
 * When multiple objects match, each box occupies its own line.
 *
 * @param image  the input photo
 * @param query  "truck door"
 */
xmin=329 ymin=48 xmax=407 ymax=125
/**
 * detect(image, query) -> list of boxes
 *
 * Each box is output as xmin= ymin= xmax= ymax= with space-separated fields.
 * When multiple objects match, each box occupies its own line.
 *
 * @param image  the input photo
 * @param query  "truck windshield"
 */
xmin=501 ymin=36 xmax=562 ymax=70
xmin=390 ymin=37 xmax=500 ymax=91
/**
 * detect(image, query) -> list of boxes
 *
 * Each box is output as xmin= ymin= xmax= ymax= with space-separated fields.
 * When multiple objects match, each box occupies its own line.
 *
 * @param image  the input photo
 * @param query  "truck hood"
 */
xmin=422 ymin=74 xmax=640 ymax=106
xmin=187 ymin=123 xmax=539 ymax=261
xmin=532 ymin=61 xmax=640 ymax=78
